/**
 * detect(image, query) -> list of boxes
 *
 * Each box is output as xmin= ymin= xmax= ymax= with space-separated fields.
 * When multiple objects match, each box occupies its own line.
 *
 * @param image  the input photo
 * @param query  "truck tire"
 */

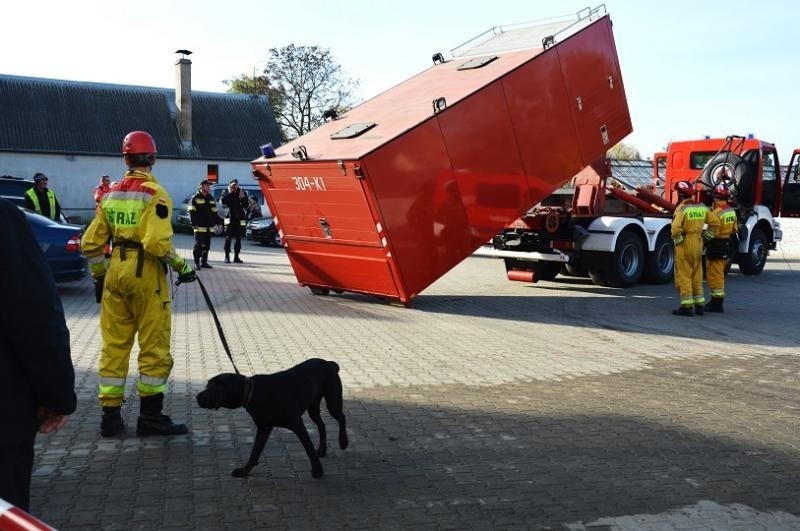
xmin=737 ymin=227 xmax=768 ymax=275
xmin=561 ymin=262 xmax=589 ymax=278
xmin=643 ymin=229 xmax=674 ymax=284
xmin=583 ymin=251 xmax=609 ymax=286
xmin=533 ymin=262 xmax=561 ymax=281
xmin=698 ymin=152 xmax=754 ymax=207
xmin=604 ymin=231 xmax=644 ymax=287
xmin=588 ymin=269 xmax=608 ymax=287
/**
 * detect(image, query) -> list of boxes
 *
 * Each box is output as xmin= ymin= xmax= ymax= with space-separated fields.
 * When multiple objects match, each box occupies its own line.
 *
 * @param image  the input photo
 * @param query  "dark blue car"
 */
xmin=21 ymin=207 xmax=88 ymax=283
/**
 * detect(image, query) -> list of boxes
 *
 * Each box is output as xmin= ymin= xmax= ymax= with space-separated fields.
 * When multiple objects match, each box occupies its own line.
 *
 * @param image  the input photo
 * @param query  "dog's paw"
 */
xmin=231 ymin=467 xmax=250 ymax=478
xmin=311 ymin=463 xmax=324 ymax=478
xmin=316 ymin=445 xmax=327 ymax=458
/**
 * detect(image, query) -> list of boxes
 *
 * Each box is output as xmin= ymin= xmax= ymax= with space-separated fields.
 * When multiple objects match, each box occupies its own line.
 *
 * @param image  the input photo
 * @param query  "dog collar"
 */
xmin=242 ymin=377 xmax=254 ymax=408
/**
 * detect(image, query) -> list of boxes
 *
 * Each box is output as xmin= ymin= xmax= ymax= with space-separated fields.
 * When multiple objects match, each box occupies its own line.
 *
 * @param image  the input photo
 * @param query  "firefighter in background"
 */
xmin=81 ymin=130 xmax=197 ymax=437
xmin=93 ymin=175 xmax=111 ymax=206
xmin=24 ymin=172 xmax=62 ymax=221
xmin=704 ymin=183 xmax=738 ymax=313
xmin=189 ymin=179 xmax=223 ymax=269
xmin=221 ymin=179 xmax=248 ymax=263
xmin=670 ymin=180 xmax=720 ymax=316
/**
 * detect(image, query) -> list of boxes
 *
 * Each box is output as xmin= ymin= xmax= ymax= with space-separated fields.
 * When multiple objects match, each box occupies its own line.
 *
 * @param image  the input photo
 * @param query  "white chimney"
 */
xmin=175 ymin=51 xmax=192 ymax=145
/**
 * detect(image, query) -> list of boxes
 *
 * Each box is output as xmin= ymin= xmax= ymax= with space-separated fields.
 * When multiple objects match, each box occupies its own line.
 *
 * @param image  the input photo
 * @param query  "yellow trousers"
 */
xmin=674 ymin=234 xmax=705 ymax=306
xmin=98 ymin=249 xmax=173 ymax=407
xmin=706 ymin=258 xmax=727 ymax=299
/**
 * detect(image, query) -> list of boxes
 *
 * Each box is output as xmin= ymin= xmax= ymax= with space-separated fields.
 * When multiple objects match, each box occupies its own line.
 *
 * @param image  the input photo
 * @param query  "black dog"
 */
xmin=196 ymin=358 xmax=348 ymax=478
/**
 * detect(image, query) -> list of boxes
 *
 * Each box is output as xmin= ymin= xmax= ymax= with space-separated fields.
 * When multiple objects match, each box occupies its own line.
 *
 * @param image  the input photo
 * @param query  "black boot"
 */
xmin=233 ymin=253 xmax=243 ymax=264
xmin=705 ymin=297 xmax=724 ymax=313
xmin=224 ymin=252 xmax=231 ymax=264
xmin=694 ymin=304 xmax=705 ymax=316
xmin=201 ymin=252 xmax=213 ymax=269
xmin=672 ymin=305 xmax=694 ymax=317
xmin=101 ymin=406 xmax=125 ymax=437
xmin=137 ymin=393 xmax=188 ymax=436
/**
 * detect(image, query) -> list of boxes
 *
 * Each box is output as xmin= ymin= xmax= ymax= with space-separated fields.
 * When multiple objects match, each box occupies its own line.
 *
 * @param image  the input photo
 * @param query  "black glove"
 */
xmin=94 ymin=276 xmax=105 ymax=304
xmin=177 ymin=262 xmax=197 ymax=284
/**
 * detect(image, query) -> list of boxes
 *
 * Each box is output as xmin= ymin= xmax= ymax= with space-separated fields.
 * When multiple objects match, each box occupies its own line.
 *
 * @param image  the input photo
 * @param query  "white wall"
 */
xmin=0 ymin=152 xmax=256 ymax=222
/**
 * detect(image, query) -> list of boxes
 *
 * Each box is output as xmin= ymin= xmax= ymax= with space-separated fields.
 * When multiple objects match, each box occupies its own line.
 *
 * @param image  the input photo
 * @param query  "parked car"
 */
xmin=174 ymin=182 xmax=270 ymax=233
xmin=2 ymin=175 xmax=86 ymax=281
xmin=21 ymin=207 xmax=87 ymax=282
xmin=245 ymin=215 xmax=281 ymax=246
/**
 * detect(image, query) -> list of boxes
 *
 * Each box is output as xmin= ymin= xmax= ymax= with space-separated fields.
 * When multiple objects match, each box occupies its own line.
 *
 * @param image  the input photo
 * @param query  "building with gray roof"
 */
xmin=0 ymin=58 xmax=281 ymax=221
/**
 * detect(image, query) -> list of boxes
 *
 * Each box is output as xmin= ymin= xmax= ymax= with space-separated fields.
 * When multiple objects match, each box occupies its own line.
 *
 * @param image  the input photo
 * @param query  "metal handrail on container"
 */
xmin=450 ymin=4 xmax=607 ymax=57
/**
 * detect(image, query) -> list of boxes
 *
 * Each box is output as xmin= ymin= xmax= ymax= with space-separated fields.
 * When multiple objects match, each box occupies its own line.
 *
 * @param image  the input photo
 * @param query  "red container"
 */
xmin=252 ymin=13 xmax=631 ymax=304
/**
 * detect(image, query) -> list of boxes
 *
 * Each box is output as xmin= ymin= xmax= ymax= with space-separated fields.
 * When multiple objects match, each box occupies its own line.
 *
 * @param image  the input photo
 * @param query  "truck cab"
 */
xmin=655 ymin=135 xmax=794 ymax=274
xmin=487 ymin=135 xmax=793 ymax=288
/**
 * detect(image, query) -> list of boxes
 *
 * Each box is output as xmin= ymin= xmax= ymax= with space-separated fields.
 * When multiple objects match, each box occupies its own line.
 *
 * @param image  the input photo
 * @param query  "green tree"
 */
xmin=227 ymin=45 xmax=358 ymax=141
xmin=607 ymin=141 xmax=641 ymax=160
xmin=224 ymin=73 xmax=274 ymax=97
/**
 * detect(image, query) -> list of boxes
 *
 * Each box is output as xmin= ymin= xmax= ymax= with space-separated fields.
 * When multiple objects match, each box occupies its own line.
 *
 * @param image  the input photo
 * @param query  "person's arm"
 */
xmin=0 ymin=199 xmax=76 ymax=418
xmin=139 ymin=185 xmax=193 ymax=283
xmin=81 ymin=203 xmax=111 ymax=279
xmin=188 ymin=194 xmax=199 ymax=227
xmin=671 ymin=205 xmax=685 ymax=244
xmin=54 ymin=195 xmax=62 ymax=220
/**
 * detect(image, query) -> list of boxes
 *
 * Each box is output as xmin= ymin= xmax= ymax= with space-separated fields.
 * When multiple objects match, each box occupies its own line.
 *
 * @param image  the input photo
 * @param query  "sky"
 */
xmin=3 ymin=0 xmax=799 ymax=162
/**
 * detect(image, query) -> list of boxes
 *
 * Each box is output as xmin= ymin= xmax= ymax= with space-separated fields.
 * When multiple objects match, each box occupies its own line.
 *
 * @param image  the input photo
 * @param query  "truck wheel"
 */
xmin=584 ymin=251 xmax=609 ymax=286
xmin=588 ymin=269 xmax=608 ymax=287
xmin=605 ymin=232 xmax=644 ymax=287
xmin=644 ymin=230 xmax=674 ymax=284
xmin=698 ymin=152 xmax=754 ymax=207
xmin=533 ymin=262 xmax=560 ymax=281
xmin=738 ymin=228 xmax=768 ymax=275
xmin=561 ymin=263 xmax=589 ymax=278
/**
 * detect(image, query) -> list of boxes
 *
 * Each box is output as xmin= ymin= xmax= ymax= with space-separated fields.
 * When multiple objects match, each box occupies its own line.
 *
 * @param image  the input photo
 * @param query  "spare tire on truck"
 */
xmin=698 ymin=152 xmax=754 ymax=207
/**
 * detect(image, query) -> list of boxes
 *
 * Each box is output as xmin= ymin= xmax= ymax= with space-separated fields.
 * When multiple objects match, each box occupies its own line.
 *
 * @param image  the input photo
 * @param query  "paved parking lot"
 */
xmin=31 ymin=229 xmax=800 ymax=530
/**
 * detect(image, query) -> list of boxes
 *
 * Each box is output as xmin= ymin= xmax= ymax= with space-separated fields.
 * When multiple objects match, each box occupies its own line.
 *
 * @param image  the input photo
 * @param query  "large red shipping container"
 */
xmin=251 ymin=10 xmax=632 ymax=304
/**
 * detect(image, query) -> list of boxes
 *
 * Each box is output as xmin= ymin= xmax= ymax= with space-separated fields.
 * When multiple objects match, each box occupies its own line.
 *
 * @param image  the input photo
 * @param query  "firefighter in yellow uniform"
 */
xmin=81 ymin=131 xmax=197 ymax=437
xmin=704 ymin=184 xmax=738 ymax=312
xmin=670 ymin=181 xmax=720 ymax=316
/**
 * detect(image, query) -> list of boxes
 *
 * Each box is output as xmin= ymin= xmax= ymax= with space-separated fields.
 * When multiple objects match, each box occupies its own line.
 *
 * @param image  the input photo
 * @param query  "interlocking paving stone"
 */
xmin=23 ymin=232 xmax=800 ymax=529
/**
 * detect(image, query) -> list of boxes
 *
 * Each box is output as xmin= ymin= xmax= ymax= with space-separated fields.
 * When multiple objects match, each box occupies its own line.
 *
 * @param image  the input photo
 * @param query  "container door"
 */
xmin=781 ymin=150 xmax=800 ymax=217
xmin=557 ymin=17 xmax=632 ymax=164
xmin=263 ymin=161 xmax=381 ymax=246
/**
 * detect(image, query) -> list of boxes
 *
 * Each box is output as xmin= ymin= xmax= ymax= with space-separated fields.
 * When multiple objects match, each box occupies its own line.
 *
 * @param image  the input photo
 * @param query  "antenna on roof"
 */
xmin=175 ymin=49 xmax=193 ymax=59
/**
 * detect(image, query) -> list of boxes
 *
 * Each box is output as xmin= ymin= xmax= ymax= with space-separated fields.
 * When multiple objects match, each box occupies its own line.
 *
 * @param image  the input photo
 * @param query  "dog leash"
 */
xmin=177 ymin=274 xmax=241 ymax=375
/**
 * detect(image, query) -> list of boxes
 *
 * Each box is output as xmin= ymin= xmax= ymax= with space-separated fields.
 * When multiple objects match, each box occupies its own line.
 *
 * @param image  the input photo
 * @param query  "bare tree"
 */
xmin=226 ymin=45 xmax=358 ymax=141
xmin=607 ymin=141 xmax=641 ymax=160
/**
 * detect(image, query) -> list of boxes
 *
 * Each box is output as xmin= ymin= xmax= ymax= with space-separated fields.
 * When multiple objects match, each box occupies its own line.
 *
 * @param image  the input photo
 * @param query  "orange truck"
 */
xmin=486 ymin=135 xmax=797 ymax=287
xmin=251 ymin=6 xmax=632 ymax=304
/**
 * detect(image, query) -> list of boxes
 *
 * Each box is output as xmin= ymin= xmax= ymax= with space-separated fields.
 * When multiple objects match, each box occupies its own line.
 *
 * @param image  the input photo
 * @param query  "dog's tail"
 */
xmin=329 ymin=361 xmax=340 ymax=373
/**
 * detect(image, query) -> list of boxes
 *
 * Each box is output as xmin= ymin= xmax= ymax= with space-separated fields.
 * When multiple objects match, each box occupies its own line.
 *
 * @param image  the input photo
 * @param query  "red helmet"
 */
xmin=122 ymin=131 xmax=157 ymax=155
xmin=674 ymin=181 xmax=693 ymax=197
xmin=713 ymin=183 xmax=731 ymax=199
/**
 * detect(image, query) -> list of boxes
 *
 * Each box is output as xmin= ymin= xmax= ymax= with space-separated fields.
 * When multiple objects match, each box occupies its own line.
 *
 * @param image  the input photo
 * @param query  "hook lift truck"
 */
xmin=484 ymin=135 xmax=799 ymax=287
